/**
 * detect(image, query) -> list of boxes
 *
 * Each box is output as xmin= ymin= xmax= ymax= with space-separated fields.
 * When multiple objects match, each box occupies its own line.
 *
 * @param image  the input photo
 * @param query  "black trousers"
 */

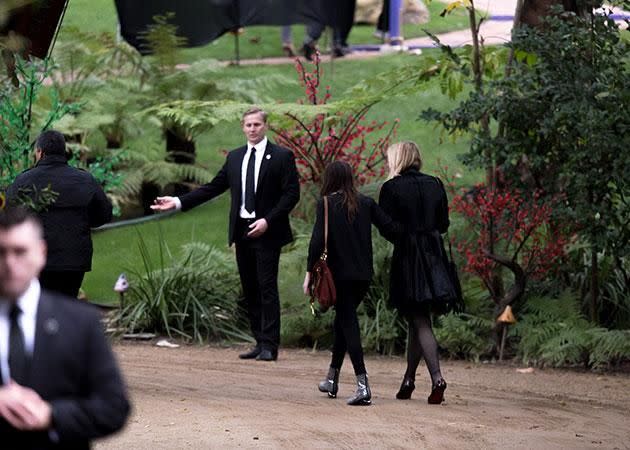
xmin=234 ymin=219 xmax=281 ymax=352
xmin=304 ymin=0 xmax=356 ymax=47
xmin=335 ymin=0 xmax=357 ymax=46
xmin=330 ymin=279 xmax=370 ymax=375
xmin=39 ymin=270 xmax=85 ymax=299
xmin=377 ymin=0 xmax=391 ymax=32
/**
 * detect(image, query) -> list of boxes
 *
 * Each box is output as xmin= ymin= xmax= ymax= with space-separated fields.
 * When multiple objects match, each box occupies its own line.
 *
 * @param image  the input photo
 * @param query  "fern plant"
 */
xmin=514 ymin=293 xmax=630 ymax=369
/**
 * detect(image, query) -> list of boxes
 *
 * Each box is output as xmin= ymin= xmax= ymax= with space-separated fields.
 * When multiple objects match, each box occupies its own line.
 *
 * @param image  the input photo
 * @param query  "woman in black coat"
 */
xmin=304 ymin=161 xmax=400 ymax=406
xmin=379 ymin=141 xmax=456 ymax=405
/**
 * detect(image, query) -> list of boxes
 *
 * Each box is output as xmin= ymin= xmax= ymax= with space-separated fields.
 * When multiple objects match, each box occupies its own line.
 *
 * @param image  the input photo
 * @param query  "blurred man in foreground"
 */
xmin=0 ymin=207 xmax=130 ymax=448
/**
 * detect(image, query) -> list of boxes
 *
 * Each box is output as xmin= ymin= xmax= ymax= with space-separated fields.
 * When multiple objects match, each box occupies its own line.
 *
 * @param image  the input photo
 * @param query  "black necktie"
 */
xmin=245 ymin=147 xmax=256 ymax=214
xmin=8 ymin=304 xmax=27 ymax=384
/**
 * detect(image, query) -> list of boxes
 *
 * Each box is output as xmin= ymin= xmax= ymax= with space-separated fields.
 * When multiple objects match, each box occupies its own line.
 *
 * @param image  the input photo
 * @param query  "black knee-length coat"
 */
xmin=378 ymin=169 xmax=457 ymax=314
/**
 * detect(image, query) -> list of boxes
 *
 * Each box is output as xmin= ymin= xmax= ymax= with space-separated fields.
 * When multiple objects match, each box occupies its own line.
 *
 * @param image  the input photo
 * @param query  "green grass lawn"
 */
xmin=57 ymin=0 xmax=474 ymax=63
xmin=84 ymin=196 xmax=231 ymax=303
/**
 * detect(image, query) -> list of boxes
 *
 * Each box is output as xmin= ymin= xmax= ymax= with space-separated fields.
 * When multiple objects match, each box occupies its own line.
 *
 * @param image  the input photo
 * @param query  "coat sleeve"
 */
xmin=378 ymin=181 xmax=401 ymax=226
xmin=263 ymin=151 xmax=300 ymax=227
xmin=49 ymin=310 xmax=130 ymax=442
xmin=306 ymin=198 xmax=325 ymax=272
xmin=434 ymin=177 xmax=450 ymax=234
xmin=180 ymin=159 xmax=230 ymax=211
xmin=369 ymin=197 xmax=404 ymax=243
xmin=5 ymin=176 xmax=24 ymax=205
xmin=88 ymin=178 xmax=113 ymax=227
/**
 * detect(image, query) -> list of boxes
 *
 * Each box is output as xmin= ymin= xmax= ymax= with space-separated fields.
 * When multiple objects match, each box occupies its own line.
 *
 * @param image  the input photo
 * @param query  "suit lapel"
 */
xmin=28 ymin=292 xmax=58 ymax=390
xmin=256 ymin=142 xmax=274 ymax=198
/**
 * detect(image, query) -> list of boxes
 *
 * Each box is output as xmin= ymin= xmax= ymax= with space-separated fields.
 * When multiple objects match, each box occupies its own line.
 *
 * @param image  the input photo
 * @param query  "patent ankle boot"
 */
xmin=318 ymin=367 xmax=340 ymax=398
xmin=347 ymin=373 xmax=371 ymax=406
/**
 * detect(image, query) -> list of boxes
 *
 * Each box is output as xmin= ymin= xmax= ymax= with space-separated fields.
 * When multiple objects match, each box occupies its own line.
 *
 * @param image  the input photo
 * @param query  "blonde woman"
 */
xmin=379 ymin=141 xmax=455 ymax=404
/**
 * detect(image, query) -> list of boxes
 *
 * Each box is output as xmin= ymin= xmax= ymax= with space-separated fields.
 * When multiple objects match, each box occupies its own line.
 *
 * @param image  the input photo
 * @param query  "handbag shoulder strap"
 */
xmin=323 ymin=195 xmax=329 ymax=253
xmin=432 ymin=176 xmax=456 ymax=263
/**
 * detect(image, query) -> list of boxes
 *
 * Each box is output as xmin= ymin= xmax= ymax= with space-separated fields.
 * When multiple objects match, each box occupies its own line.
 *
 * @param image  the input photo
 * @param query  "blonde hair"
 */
xmin=386 ymin=141 xmax=422 ymax=179
xmin=241 ymin=107 xmax=268 ymax=124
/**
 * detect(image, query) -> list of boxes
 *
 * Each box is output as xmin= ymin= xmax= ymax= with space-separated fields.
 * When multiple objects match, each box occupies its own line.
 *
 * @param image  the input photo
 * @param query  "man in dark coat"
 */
xmin=151 ymin=107 xmax=300 ymax=361
xmin=0 ymin=207 xmax=130 ymax=448
xmin=6 ymin=130 xmax=113 ymax=298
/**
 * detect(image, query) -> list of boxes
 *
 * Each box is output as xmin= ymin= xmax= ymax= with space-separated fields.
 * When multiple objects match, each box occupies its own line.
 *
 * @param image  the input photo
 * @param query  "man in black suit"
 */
xmin=152 ymin=107 xmax=300 ymax=361
xmin=6 ymin=130 xmax=113 ymax=298
xmin=0 ymin=207 xmax=130 ymax=448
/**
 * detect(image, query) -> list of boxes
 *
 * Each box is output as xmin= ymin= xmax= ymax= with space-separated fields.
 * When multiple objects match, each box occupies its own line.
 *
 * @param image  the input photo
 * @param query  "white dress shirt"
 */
xmin=239 ymin=136 xmax=267 ymax=219
xmin=173 ymin=137 xmax=268 ymax=218
xmin=0 ymin=279 xmax=40 ymax=383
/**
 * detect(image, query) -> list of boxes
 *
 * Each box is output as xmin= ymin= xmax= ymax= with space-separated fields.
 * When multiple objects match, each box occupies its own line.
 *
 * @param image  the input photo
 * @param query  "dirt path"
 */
xmin=96 ymin=343 xmax=630 ymax=449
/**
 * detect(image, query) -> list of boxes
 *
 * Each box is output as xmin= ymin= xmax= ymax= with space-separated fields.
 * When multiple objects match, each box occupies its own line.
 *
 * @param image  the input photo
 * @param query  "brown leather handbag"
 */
xmin=310 ymin=196 xmax=336 ymax=311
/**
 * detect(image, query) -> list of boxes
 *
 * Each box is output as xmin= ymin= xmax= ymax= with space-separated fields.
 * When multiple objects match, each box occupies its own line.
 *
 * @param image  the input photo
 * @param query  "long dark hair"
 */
xmin=320 ymin=161 xmax=359 ymax=221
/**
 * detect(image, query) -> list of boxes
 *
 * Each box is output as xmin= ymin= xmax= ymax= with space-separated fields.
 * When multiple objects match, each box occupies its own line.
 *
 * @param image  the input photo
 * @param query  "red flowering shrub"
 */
xmin=442 ymin=168 xmax=570 ymax=305
xmin=271 ymin=53 xmax=398 ymax=189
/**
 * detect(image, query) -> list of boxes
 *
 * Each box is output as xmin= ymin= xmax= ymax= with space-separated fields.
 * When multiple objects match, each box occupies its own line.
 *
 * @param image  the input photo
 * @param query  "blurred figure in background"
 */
xmin=280 ymin=25 xmax=295 ymax=56
xmin=6 ymin=130 xmax=112 ymax=299
xmin=302 ymin=0 xmax=357 ymax=59
xmin=374 ymin=0 xmax=391 ymax=41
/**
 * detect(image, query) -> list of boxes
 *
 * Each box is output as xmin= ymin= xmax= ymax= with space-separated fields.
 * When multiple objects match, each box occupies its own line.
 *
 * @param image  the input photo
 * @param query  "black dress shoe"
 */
xmin=238 ymin=347 xmax=261 ymax=359
xmin=427 ymin=379 xmax=447 ymax=404
xmin=396 ymin=377 xmax=415 ymax=400
xmin=302 ymin=43 xmax=316 ymax=61
xmin=256 ymin=349 xmax=277 ymax=361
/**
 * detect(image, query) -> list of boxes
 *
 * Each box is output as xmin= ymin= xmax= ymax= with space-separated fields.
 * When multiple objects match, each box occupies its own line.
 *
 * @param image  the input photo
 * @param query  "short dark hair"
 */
xmin=0 ymin=206 xmax=44 ymax=237
xmin=36 ymin=130 xmax=67 ymax=157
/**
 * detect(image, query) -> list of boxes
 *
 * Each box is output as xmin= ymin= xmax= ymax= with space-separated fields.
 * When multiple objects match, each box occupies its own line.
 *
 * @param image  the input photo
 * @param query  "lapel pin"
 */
xmin=266 ymin=154 xmax=271 ymax=160
xmin=44 ymin=318 xmax=59 ymax=334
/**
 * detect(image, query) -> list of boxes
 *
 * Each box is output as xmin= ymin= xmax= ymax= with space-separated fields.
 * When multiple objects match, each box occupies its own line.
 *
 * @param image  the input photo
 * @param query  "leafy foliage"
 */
xmin=435 ymin=312 xmax=493 ymax=360
xmin=272 ymin=53 xmax=398 ymax=199
xmin=514 ymin=293 xmax=630 ymax=369
xmin=422 ymin=8 xmax=629 ymax=325
xmin=442 ymin=169 xmax=570 ymax=307
xmin=0 ymin=57 xmax=79 ymax=189
xmin=114 ymin=232 xmax=249 ymax=343
xmin=8 ymin=185 xmax=58 ymax=212
xmin=434 ymin=280 xmax=495 ymax=360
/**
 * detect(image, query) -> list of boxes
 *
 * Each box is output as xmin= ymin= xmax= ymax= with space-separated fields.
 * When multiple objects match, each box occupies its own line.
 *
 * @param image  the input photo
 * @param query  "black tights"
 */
xmin=404 ymin=312 xmax=443 ymax=385
xmin=330 ymin=280 xmax=369 ymax=376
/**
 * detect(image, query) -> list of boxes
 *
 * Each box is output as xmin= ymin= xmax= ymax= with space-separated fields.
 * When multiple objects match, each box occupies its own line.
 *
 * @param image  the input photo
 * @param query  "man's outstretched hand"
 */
xmin=151 ymin=196 xmax=177 ymax=212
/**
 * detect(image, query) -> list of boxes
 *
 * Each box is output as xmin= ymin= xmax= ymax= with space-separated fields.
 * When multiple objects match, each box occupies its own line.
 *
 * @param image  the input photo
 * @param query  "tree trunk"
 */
xmin=468 ymin=0 xmax=504 ymax=302
xmin=486 ymin=252 xmax=527 ymax=355
xmin=590 ymin=245 xmax=599 ymax=323
xmin=165 ymin=128 xmax=196 ymax=164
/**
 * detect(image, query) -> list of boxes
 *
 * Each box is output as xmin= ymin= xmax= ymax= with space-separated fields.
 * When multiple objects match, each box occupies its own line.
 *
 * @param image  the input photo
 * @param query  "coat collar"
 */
xmin=256 ymin=141 xmax=274 ymax=193
xmin=37 ymin=154 xmax=68 ymax=167
xmin=400 ymin=167 xmax=421 ymax=177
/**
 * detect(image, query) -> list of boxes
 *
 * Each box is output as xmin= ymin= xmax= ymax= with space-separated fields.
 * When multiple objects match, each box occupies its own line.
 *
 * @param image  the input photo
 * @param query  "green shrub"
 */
xmin=435 ymin=313 xmax=493 ymax=361
xmin=514 ymin=293 xmax=630 ymax=369
xmin=114 ymin=232 xmax=249 ymax=343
